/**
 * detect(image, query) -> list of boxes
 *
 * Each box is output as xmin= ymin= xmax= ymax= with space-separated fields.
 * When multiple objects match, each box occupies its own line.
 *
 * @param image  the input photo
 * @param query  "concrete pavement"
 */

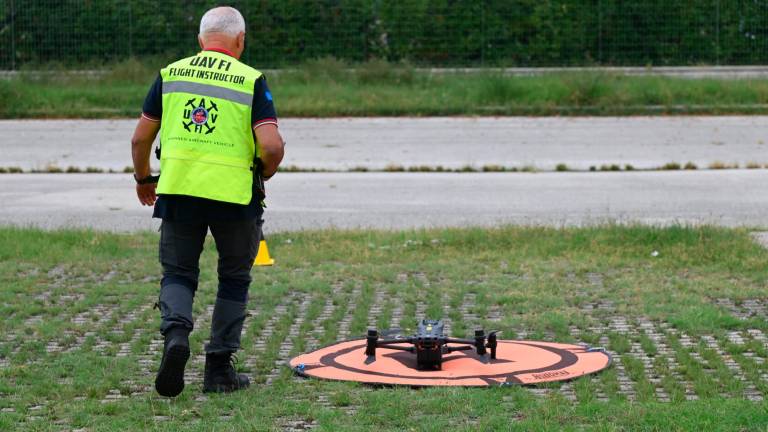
xmin=2 ymin=117 xmax=767 ymax=172
xmin=0 ymin=171 xmax=765 ymax=232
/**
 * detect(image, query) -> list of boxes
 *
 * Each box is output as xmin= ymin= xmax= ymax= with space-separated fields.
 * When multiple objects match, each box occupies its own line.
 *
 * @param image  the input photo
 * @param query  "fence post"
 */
xmin=10 ymin=0 xmax=16 ymax=70
xmin=480 ymin=0 xmax=485 ymax=66
xmin=242 ymin=1 xmax=248 ymax=64
xmin=715 ymin=0 xmax=721 ymax=65
xmin=128 ymin=1 xmax=133 ymax=58
xmin=597 ymin=0 xmax=603 ymax=65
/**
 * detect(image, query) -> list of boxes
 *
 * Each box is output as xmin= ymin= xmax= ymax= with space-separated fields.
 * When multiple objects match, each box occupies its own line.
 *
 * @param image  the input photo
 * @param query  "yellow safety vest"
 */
xmin=157 ymin=50 xmax=262 ymax=205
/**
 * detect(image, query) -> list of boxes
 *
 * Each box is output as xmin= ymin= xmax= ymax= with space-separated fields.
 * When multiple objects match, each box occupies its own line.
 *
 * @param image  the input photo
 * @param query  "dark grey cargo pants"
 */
xmin=157 ymin=218 xmax=262 ymax=354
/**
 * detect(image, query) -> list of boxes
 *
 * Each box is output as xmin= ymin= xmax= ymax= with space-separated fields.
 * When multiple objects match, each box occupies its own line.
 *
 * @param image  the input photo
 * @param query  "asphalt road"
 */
xmin=1 ymin=171 xmax=765 ymax=233
xmin=2 ymin=117 xmax=767 ymax=172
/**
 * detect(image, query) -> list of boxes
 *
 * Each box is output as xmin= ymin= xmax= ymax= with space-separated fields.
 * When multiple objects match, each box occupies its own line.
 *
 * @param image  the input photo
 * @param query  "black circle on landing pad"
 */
xmin=289 ymin=339 xmax=612 ymax=387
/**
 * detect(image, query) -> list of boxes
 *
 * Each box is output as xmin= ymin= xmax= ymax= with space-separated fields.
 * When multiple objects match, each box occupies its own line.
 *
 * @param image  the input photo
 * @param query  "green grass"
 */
xmin=1 ymin=225 xmax=767 ymax=430
xmin=5 ymin=58 xmax=768 ymax=118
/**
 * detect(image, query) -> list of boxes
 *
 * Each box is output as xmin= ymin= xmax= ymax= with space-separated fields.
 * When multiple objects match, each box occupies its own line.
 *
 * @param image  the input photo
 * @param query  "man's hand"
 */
xmin=136 ymin=183 xmax=158 ymax=206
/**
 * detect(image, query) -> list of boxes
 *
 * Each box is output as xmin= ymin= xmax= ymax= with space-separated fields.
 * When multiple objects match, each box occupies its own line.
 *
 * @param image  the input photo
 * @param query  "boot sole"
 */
xmin=202 ymin=382 xmax=250 ymax=393
xmin=155 ymin=342 xmax=190 ymax=397
xmin=203 ymin=375 xmax=250 ymax=394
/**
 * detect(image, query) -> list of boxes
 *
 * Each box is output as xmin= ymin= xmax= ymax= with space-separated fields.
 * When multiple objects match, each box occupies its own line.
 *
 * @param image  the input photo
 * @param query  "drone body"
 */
xmin=365 ymin=319 xmax=498 ymax=370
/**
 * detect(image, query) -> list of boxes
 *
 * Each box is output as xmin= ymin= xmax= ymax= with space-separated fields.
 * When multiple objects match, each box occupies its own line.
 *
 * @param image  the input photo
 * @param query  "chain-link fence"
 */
xmin=1 ymin=0 xmax=768 ymax=70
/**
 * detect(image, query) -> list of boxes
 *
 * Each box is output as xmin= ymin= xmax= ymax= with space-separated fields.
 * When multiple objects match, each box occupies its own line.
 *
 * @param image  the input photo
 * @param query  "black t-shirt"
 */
xmin=142 ymin=54 xmax=278 ymax=223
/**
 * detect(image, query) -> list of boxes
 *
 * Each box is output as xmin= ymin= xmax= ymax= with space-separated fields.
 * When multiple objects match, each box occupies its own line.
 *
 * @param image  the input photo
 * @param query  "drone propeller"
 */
xmin=486 ymin=331 xmax=500 ymax=359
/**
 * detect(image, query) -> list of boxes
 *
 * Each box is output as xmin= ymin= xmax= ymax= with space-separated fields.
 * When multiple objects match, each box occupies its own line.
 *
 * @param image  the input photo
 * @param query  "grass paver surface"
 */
xmin=0 ymin=225 xmax=767 ymax=431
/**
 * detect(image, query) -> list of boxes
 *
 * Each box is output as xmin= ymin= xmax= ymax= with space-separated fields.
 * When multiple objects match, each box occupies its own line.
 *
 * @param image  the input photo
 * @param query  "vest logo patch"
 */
xmin=183 ymin=97 xmax=219 ymax=134
xmin=191 ymin=107 xmax=208 ymax=125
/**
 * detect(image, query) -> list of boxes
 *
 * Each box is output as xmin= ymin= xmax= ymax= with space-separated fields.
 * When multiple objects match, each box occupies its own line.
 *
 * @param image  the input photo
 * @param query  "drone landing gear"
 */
xmin=487 ymin=331 xmax=498 ymax=359
xmin=474 ymin=329 xmax=499 ymax=360
xmin=365 ymin=329 xmax=378 ymax=357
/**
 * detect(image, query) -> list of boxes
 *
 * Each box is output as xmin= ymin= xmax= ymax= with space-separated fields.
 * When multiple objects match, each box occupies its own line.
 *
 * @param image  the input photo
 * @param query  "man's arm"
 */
xmin=250 ymin=75 xmax=283 ymax=179
xmin=254 ymin=123 xmax=284 ymax=179
xmin=131 ymin=117 xmax=161 ymax=206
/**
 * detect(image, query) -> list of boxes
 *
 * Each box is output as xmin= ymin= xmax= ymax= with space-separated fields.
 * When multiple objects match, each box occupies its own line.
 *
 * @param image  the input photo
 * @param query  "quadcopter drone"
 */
xmin=365 ymin=319 xmax=499 ymax=370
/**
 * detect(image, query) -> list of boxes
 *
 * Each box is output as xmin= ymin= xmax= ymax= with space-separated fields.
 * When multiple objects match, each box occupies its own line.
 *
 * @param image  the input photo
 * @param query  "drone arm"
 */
xmin=381 ymin=345 xmax=416 ymax=353
xmin=443 ymin=345 xmax=473 ymax=354
xmin=445 ymin=337 xmax=475 ymax=345
xmin=366 ymin=329 xmax=415 ymax=357
xmin=376 ymin=337 xmax=415 ymax=346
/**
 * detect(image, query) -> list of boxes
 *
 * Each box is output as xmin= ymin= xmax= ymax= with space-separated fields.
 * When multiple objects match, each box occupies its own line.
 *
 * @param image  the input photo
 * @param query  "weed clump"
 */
xmin=408 ymin=165 xmax=435 ymax=172
xmin=482 ymin=164 xmax=506 ymax=172
xmin=297 ymin=57 xmax=350 ymax=84
xmin=356 ymin=59 xmax=415 ymax=85
xmin=684 ymin=162 xmax=698 ymax=170
xmin=661 ymin=162 xmax=681 ymax=170
xmin=103 ymin=57 xmax=156 ymax=84
xmin=555 ymin=163 xmax=569 ymax=172
xmin=476 ymin=75 xmax=529 ymax=104
xmin=564 ymin=73 xmax=613 ymax=106
xmin=708 ymin=161 xmax=738 ymax=170
xmin=384 ymin=164 xmax=405 ymax=172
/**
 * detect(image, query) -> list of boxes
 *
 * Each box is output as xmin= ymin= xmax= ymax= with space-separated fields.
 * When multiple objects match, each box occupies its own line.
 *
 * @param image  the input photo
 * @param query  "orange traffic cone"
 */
xmin=254 ymin=239 xmax=275 ymax=266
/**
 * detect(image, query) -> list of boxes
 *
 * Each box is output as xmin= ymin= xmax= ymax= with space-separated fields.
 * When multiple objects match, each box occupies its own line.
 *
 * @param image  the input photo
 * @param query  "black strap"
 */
xmin=134 ymin=173 xmax=160 ymax=184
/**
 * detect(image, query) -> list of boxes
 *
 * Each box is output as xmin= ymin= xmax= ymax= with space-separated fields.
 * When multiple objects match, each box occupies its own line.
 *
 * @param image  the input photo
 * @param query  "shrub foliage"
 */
xmin=1 ymin=0 xmax=767 ymax=68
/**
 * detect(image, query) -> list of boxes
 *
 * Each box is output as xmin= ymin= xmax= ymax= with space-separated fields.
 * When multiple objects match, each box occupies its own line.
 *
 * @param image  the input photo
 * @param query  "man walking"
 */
xmin=130 ymin=6 xmax=284 ymax=397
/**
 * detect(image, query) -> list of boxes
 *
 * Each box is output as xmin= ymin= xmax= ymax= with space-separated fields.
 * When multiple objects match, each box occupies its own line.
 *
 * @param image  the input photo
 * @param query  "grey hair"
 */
xmin=199 ymin=7 xmax=245 ymax=37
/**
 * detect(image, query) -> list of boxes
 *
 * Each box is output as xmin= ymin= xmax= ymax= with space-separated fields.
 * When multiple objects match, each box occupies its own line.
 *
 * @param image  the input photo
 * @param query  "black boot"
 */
xmin=203 ymin=352 xmax=250 ymax=393
xmin=154 ymin=327 xmax=190 ymax=397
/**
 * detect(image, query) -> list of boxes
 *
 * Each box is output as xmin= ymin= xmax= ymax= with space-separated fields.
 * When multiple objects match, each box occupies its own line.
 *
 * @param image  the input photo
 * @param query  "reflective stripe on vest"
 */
xmin=163 ymin=81 xmax=253 ymax=106
xmin=157 ymin=51 xmax=262 ymax=205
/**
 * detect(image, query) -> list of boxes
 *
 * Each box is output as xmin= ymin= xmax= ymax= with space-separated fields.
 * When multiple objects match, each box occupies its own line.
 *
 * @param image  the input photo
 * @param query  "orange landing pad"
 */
xmin=290 ymin=339 xmax=611 ymax=387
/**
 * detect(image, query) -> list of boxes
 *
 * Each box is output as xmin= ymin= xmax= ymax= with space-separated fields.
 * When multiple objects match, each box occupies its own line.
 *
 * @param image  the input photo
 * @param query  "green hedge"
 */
xmin=1 ymin=0 xmax=767 ymax=68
